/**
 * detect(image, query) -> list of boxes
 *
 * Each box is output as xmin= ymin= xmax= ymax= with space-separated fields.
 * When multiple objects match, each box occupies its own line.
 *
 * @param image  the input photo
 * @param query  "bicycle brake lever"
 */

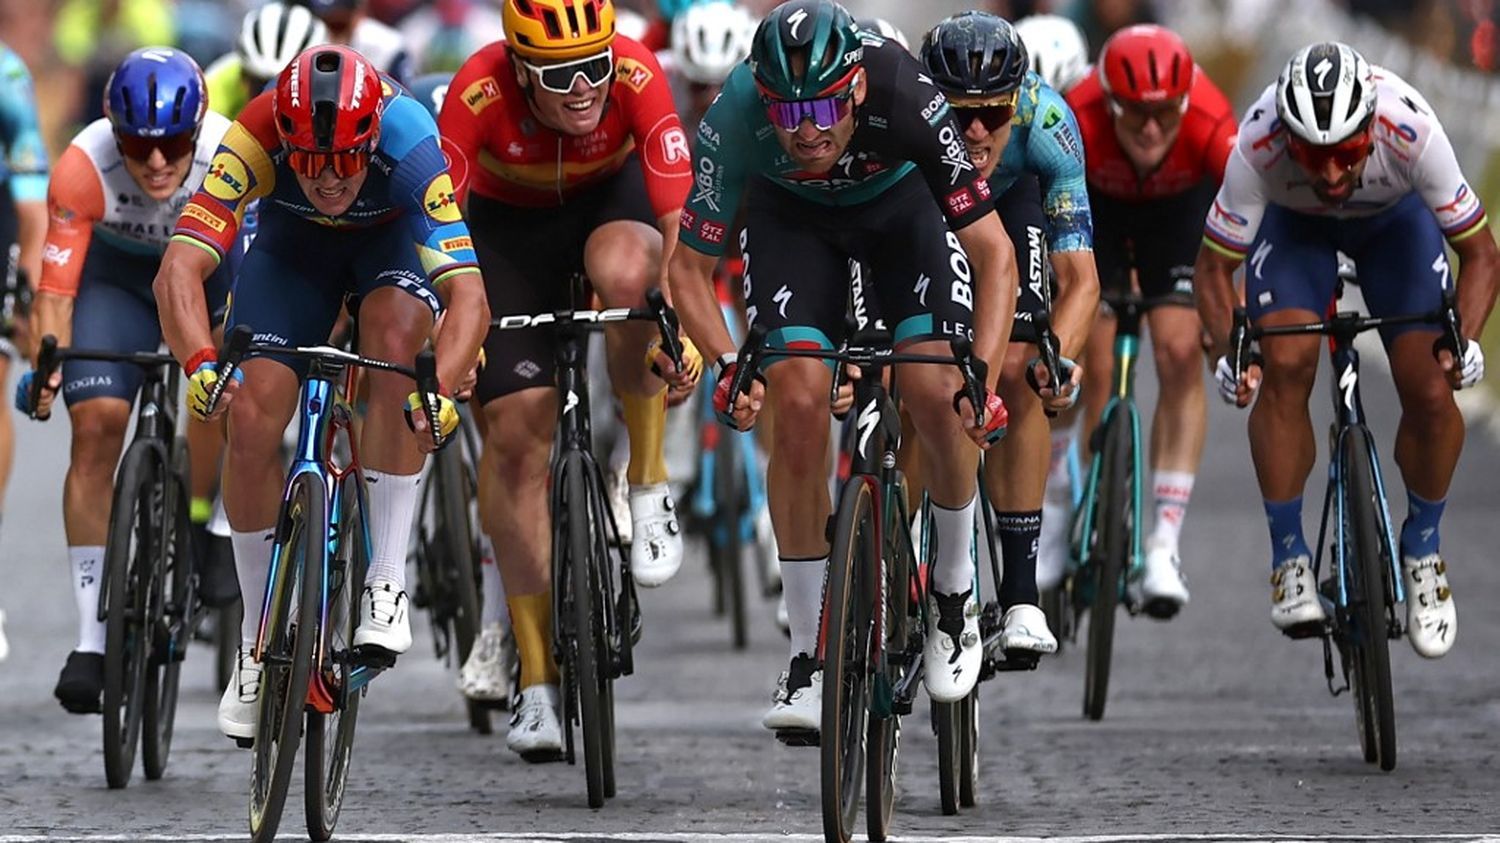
xmin=31 ymin=334 xmax=58 ymax=421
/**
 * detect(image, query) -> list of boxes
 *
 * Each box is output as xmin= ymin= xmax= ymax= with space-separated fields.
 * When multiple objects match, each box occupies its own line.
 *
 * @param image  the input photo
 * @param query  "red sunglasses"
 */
xmin=1286 ymin=129 xmax=1372 ymax=173
xmin=115 ymin=130 xmax=197 ymax=163
xmin=285 ymin=147 xmax=371 ymax=179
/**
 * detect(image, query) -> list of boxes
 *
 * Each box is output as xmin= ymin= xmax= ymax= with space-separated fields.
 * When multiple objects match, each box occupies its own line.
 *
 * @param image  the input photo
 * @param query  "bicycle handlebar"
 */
xmin=1030 ymin=310 xmax=1065 ymax=419
xmin=490 ymin=286 xmax=686 ymax=374
xmin=29 ymin=335 xmax=180 ymax=421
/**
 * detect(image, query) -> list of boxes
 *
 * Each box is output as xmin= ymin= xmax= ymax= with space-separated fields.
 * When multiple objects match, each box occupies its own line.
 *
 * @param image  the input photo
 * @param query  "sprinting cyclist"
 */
xmin=15 ymin=48 xmax=235 ymax=711
xmin=921 ymin=11 xmax=1097 ymax=658
xmin=155 ymin=44 xmax=488 ymax=741
xmin=438 ymin=0 xmax=699 ymax=761
xmin=1014 ymin=14 xmax=1090 ymax=94
xmin=1196 ymin=42 xmax=1496 ymax=657
xmin=204 ymin=2 xmax=329 ymax=120
xmin=671 ymin=0 xmax=1018 ymax=736
xmin=1057 ymin=25 xmax=1238 ymax=616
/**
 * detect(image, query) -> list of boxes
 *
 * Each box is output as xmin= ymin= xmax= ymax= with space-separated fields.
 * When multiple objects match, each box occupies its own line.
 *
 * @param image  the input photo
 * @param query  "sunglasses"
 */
xmin=950 ymin=89 xmax=1019 ymax=133
xmin=285 ymin=146 xmax=371 ymax=179
xmin=115 ymin=130 xmax=196 ymax=163
xmin=1108 ymin=95 xmax=1188 ymax=131
xmin=1286 ymin=128 xmax=1372 ymax=173
xmin=764 ymin=89 xmax=856 ymax=132
xmin=521 ymin=49 xmax=614 ymax=95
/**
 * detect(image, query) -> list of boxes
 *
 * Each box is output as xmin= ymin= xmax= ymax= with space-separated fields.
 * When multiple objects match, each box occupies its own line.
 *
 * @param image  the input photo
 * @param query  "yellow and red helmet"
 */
xmin=503 ymin=0 xmax=617 ymax=62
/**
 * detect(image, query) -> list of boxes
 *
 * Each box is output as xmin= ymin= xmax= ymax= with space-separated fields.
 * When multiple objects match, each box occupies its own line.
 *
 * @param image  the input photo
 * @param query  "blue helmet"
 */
xmin=104 ymin=47 xmax=207 ymax=139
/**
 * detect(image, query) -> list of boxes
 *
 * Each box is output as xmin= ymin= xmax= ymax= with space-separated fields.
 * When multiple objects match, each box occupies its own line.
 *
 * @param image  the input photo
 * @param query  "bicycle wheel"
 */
xmin=249 ymin=474 xmax=324 ymax=843
xmin=958 ymin=688 xmax=978 ymax=807
xmin=101 ymin=446 xmax=157 ymax=789
xmin=1083 ymin=413 xmax=1131 ymax=722
xmin=561 ymin=452 xmax=608 ymax=808
xmin=306 ymin=480 xmax=367 ymax=840
xmin=821 ymin=478 xmax=875 ymax=843
xmin=714 ymin=427 xmax=748 ymax=649
xmin=143 ymin=463 xmax=193 ymax=780
xmin=434 ymin=441 xmax=489 ymax=733
xmin=866 ymin=473 xmax=912 ymax=841
xmin=1342 ymin=427 xmax=1397 ymax=771
xmin=933 ymin=699 xmax=960 ymax=816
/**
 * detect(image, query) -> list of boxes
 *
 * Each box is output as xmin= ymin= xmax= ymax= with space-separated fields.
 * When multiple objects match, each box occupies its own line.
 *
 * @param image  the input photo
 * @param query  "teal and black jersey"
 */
xmin=0 ymin=43 xmax=48 ymax=204
xmin=681 ymin=37 xmax=995 ymax=256
xmin=992 ymin=71 xmax=1092 ymax=254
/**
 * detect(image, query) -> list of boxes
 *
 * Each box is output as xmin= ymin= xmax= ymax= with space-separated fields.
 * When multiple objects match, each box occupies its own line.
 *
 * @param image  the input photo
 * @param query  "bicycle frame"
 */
xmin=691 ymin=298 xmax=771 ymax=547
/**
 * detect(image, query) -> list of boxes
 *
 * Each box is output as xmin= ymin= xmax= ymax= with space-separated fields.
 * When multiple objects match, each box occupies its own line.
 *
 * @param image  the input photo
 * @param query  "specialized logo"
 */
xmin=1312 ymin=57 xmax=1334 ymax=90
xmin=182 ymin=202 xmax=228 ymax=232
xmin=563 ymin=390 xmax=580 ymax=416
xmin=439 ymin=236 xmax=473 ymax=252
xmin=787 ymin=8 xmax=809 ymax=40
xmin=773 ymin=285 xmax=793 ymax=318
xmin=461 ymin=76 xmax=503 ymax=114
xmin=855 ymin=397 xmax=879 ymax=459
xmin=423 ymin=174 xmax=462 ymax=223
xmin=205 ymin=151 xmax=250 ymax=202
xmin=914 ymin=273 xmax=930 ymax=306
xmin=1249 ymin=240 xmax=1273 ymax=281
xmin=616 ymin=57 xmax=654 ymax=93
xmin=1338 ymin=362 xmax=1357 ymax=412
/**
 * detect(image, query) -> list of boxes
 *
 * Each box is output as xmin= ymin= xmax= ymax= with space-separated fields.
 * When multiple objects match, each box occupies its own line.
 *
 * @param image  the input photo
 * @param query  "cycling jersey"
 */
xmin=990 ymin=71 xmax=1092 ymax=254
xmin=39 ymin=112 xmax=233 ymax=298
xmin=439 ymin=36 xmax=691 ymax=216
xmin=681 ymin=36 xmax=995 ymax=257
xmin=171 ymin=83 xmax=478 ymax=288
xmin=204 ymin=53 xmax=252 ymax=120
xmin=0 ymin=44 xmax=49 ymax=205
xmin=1204 ymin=67 xmax=1486 ymax=258
xmin=1068 ymin=65 xmax=1237 ymax=201
xmin=345 ymin=16 xmax=412 ymax=84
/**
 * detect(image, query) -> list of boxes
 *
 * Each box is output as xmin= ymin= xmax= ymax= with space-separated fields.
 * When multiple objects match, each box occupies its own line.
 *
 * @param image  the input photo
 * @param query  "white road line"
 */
xmin=1 ymin=835 xmax=1497 ymax=842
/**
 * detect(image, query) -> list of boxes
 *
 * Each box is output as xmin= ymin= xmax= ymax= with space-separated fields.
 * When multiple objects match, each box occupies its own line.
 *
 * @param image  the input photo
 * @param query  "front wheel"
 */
xmin=1083 ymin=413 xmax=1131 ymax=722
xmin=1342 ymin=426 xmax=1397 ymax=771
xmin=143 ymin=466 xmax=193 ymax=780
xmin=102 ymin=446 xmax=158 ymax=789
xmin=561 ymin=452 xmax=608 ymax=808
xmin=821 ymin=478 xmax=875 ymax=843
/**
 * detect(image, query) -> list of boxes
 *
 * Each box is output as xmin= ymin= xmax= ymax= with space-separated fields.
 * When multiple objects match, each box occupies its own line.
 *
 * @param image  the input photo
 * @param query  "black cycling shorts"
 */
xmin=994 ymin=174 xmax=1051 ymax=346
xmin=742 ymin=170 xmax=974 ymax=364
xmin=1089 ymin=178 xmax=1216 ymax=306
xmin=468 ymin=157 xmax=657 ymax=404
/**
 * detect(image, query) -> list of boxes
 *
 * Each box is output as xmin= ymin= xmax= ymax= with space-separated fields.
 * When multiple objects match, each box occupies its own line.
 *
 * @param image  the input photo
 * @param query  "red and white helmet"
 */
xmin=1099 ymin=24 xmax=1193 ymax=104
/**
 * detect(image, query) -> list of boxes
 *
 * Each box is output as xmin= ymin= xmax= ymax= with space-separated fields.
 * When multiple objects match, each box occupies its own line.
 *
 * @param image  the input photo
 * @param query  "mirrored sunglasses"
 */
xmin=286 ymin=147 xmax=371 ymax=179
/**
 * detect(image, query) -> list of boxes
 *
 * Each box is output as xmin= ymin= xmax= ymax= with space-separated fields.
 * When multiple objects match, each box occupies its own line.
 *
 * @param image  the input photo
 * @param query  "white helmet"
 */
xmin=238 ymin=2 xmax=329 ymax=83
xmin=1276 ymin=41 xmax=1376 ymax=145
xmin=671 ymin=1 xmax=757 ymax=86
xmin=1015 ymin=14 xmax=1089 ymax=93
xmin=856 ymin=17 xmax=909 ymax=52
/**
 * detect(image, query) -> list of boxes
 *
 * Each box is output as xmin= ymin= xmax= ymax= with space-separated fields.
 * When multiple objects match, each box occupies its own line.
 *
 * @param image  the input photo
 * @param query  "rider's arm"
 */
xmin=1410 ymin=108 xmax=1499 ymax=338
xmin=1 ymin=52 xmax=50 ymax=301
xmin=1449 ymin=228 xmax=1499 ymax=339
xmin=1196 ymin=138 xmax=1267 ymax=353
xmin=953 ymin=212 xmax=1017 ymax=389
xmin=670 ymin=243 xmax=731 ymax=362
xmin=621 ymin=40 xmax=693 ymax=294
xmin=1029 ymin=89 xmax=1100 ymax=360
xmin=1193 ymin=243 xmax=1243 ymax=358
xmin=153 ymin=241 xmax=222 ymax=364
xmin=1049 ymin=250 xmax=1100 ymax=359
xmin=31 ymin=144 xmax=104 ymax=356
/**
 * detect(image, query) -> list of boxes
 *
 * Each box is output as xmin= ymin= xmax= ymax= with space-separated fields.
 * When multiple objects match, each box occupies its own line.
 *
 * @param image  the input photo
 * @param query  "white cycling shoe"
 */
xmin=1402 ymin=553 xmax=1457 ymax=658
xmin=353 ymin=581 xmax=412 ymax=656
xmin=1135 ymin=539 xmax=1190 ymax=619
xmin=218 ymin=648 xmax=261 ymax=744
xmin=999 ymin=604 xmax=1058 ymax=656
xmin=763 ymin=653 xmax=821 ymax=733
xmin=629 ymin=482 xmax=683 ymax=587
xmin=457 ymin=622 xmax=514 ymax=703
xmin=507 ymin=684 xmax=564 ymax=762
xmin=1270 ymin=556 xmax=1327 ymax=636
xmin=924 ymin=588 xmax=982 ymax=703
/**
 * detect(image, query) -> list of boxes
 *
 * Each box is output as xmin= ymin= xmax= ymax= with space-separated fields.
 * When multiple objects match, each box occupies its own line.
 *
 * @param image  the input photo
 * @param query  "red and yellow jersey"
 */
xmin=438 ymin=36 xmax=691 ymax=215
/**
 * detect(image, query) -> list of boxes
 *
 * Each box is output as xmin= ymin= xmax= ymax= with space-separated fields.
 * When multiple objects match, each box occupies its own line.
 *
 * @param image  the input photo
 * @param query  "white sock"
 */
xmin=69 ymin=546 xmax=107 ymax=654
xmin=930 ymin=496 xmax=977 ymax=596
xmin=781 ymin=557 xmax=826 ymax=660
xmin=364 ymin=469 xmax=423 ymax=589
xmin=1150 ymin=470 xmax=1196 ymax=549
xmin=479 ymin=533 xmax=508 ymax=626
xmin=1044 ymin=424 xmax=1077 ymax=506
xmin=232 ymin=529 xmax=274 ymax=646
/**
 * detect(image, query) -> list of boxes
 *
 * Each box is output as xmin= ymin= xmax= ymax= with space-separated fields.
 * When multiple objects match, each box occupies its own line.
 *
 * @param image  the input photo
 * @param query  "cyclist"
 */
xmin=921 ymin=12 xmax=1097 ymax=658
xmin=155 ymin=44 xmax=489 ymax=741
xmin=666 ymin=0 xmax=757 ymax=128
xmin=204 ymin=2 xmax=329 ymax=120
xmin=1053 ymin=25 xmax=1237 ymax=617
xmin=1196 ymin=42 xmax=1495 ymax=658
xmin=15 ymin=48 xmax=235 ymax=711
xmin=0 ymin=41 xmax=50 ymax=662
xmin=438 ymin=0 xmax=699 ymax=761
xmin=1014 ymin=14 xmax=1090 ymax=95
xmin=855 ymin=17 xmax=909 ymax=52
xmin=670 ymin=0 xmax=1018 ymax=735
xmin=304 ymin=0 xmax=412 ymax=84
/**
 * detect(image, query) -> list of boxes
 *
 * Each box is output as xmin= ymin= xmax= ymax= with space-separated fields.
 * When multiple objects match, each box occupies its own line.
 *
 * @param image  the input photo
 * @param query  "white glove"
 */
xmin=1454 ymin=338 xmax=1485 ymax=389
xmin=1214 ymin=355 xmax=1243 ymax=405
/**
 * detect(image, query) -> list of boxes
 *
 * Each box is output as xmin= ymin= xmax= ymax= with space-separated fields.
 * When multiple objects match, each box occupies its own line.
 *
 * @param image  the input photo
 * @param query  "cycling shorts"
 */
xmin=225 ymin=204 xmax=441 ymax=375
xmin=468 ymin=156 xmax=657 ymax=404
xmin=743 ymin=170 xmax=975 ymax=366
xmin=65 ymin=238 xmax=233 ymax=406
xmin=1090 ymin=179 xmax=1216 ymax=307
xmin=1244 ymin=192 xmax=1449 ymax=345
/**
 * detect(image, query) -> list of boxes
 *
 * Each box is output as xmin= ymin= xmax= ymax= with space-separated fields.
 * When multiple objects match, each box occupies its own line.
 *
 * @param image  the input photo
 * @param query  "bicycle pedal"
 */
xmin=351 ymin=645 xmax=398 ymax=670
xmin=775 ymin=728 xmax=820 ymax=748
xmin=1140 ymin=598 xmax=1182 ymax=621
xmin=1279 ymin=620 xmax=1327 ymax=641
xmin=233 ymin=737 xmax=254 ymax=750
xmin=996 ymin=650 xmax=1042 ymax=671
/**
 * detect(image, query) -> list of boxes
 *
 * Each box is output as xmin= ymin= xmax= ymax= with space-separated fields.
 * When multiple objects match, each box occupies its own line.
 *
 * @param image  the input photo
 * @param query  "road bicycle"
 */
xmin=1228 ymin=287 xmax=1465 ymax=772
xmin=31 ymin=338 xmax=199 ymax=789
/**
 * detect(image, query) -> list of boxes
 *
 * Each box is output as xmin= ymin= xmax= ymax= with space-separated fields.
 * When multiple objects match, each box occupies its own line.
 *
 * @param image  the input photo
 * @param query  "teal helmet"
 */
xmin=749 ymin=0 xmax=864 ymax=100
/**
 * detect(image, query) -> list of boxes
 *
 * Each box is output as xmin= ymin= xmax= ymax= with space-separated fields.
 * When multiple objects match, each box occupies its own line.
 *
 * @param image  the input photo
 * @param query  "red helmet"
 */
xmin=1099 ymin=24 xmax=1193 ymax=104
xmin=274 ymin=44 xmax=382 ymax=155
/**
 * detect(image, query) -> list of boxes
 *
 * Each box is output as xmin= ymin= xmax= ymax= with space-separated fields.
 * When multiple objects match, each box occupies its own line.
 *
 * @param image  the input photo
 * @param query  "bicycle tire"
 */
xmin=143 ymin=462 xmax=193 ymax=780
xmin=249 ymin=474 xmax=324 ymax=843
xmin=866 ymin=472 xmax=912 ymax=841
xmin=1342 ymin=427 xmax=1397 ymax=771
xmin=958 ymin=688 xmax=978 ymax=807
xmin=1084 ymin=413 xmax=1131 ymax=722
xmin=101 ymin=445 xmax=157 ymax=789
xmin=933 ymin=699 xmax=960 ymax=816
xmin=561 ymin=452 xmax=608 ymax=808
xmin=306 ymin=478 xmax=367 ymax=840
xmin=434 ymin=442 xmax=490 ymax=734
xmin=821 ymin=477 xmax=875 ymax=843
xmin=715 ymin=427 xmax=748 ymax=649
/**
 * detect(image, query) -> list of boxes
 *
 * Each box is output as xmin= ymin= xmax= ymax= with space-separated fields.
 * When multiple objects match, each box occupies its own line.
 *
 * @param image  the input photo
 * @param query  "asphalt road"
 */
xmin=1 ymin=344 xmax=1498 ymax=842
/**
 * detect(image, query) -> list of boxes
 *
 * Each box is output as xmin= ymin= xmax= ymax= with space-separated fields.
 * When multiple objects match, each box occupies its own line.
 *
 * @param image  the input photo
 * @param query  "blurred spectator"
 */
xmin=53 ymin=0 xmax=175 ymax=125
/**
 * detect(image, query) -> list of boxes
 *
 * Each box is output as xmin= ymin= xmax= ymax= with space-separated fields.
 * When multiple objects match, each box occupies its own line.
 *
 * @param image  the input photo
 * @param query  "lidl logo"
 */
xmin=423 ymin=174 xmax=462 ymax=223
xmin=205 ymin=152 xmax=249 ymax=202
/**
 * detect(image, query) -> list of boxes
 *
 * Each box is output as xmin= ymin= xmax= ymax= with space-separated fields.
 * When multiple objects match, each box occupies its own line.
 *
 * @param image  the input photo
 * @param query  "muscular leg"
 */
xmin=1145 ymin=305 xmax=1208 ymax=545
xmin=985 ymin=342 xmax=1047 ymax=609
xmin=1246 ymin=310 xmax=1322 ymax=567
xmin=61 ymin=398 xmax=131 ymax=654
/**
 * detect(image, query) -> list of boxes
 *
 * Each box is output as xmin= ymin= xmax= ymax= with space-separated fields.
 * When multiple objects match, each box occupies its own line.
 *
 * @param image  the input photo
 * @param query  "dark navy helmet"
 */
xmin=104 ymin=47 xmax=208 ymax=139
xmin=921 ymin=12 xmax=1029 ymax=100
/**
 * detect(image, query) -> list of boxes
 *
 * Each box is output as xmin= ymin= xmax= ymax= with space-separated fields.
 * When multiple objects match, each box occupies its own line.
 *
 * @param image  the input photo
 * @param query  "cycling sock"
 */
xmin=1149 ymin=470 xmax=1196 ymax=548
xmin=231 ymin=529 xmax=273 ymax=645
xmin=190 ymin=496 xmax=213 ymax=525
xmin=507 ymin=592 xmax=559 ymax=688
xmin=929 ymin=496 xmax=977 ymax=596
xmin=1399 ymin=490 xmax=1446 ymax=558
xmin=68 ymin=546 xmax=106 ymax=654
xmin=781 ymin=556 xmax=826 ymax=660
xmin=621 ymin=388 xmax=668 ymax=486
xmin=1045 ymin=425 xmax=1076 ymax=505
xmin=995 ymin=510 xmax=1043 ymax=608
xmin=479 ymin=533 xmax=508 ymax=626
xmin=1263 ymin=497 xmax=1312 ymax=571
xmin=363 ymin=469 xmax=423 ymax=588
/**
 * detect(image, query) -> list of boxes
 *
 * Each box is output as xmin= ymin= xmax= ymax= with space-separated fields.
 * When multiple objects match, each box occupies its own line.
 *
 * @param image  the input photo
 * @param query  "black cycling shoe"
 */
xmin=193 ymin=523 xmax=241 ymax=608
xmin=54 ymin=651 xmax=105 ymax=714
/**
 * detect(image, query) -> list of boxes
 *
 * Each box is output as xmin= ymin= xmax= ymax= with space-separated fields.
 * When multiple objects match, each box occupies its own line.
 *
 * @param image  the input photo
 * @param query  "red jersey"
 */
xmin=438 ymin=36 xmax=691 ymax=216
xmin=1067 ymin=66 xmax=1237 ymax=201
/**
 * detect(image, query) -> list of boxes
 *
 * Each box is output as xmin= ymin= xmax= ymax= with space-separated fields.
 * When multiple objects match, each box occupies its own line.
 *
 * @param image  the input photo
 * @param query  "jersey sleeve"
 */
xmin=617 ymin=41 xmax=692 ymax=220
xmin=1026 ymin=88 xmax=1093 ymax=252
xmin=887 ymin=62 xmax=996 ymax=231
xmin=1201 ymin=140 xmax=1267 ymax=259
xmin=171 ymin=93 xmax=277 ymax=262
xmin=678 ymin=66 xmax=755 ymax=257
xmin=0 ymin=52 xmax=50 ymax=203
xmin=384 ymin=95 xmax=480 ymax=285
xmin=437 ymin=44 xmax=503 ymax=207
xmin=1409 ymin=114 xmax=1488 ymax=242
xmin=36 ymin=144 xmax=104 ymax=298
